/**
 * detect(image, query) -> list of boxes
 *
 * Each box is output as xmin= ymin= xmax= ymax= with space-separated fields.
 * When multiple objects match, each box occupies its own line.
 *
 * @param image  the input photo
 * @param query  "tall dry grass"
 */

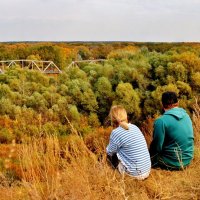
xmin=0 ymin=101 xmax=200 ymax=200
xmin=193 ymin=98 xmax=200 ymax=146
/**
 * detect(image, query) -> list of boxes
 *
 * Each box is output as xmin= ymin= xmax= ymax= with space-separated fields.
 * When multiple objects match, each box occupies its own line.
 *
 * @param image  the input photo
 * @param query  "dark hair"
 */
xmin=162 ymin=91 xmax=178 ymax=108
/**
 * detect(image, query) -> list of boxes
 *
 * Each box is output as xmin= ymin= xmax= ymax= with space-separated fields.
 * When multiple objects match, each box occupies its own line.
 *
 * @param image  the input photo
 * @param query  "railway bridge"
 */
xmin=0 ymin=60 xmax=62 ymax=74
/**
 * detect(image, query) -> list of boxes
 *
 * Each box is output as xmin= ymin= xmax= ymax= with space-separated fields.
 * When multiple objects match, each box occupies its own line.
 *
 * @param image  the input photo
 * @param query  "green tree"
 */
xmin=191 ymin=72 xmax=200 ymax=92
xmin=176 ymin=81 xmax=192 ymax=97
xmin=167 ymin=62 xmax=187 ymax=82
xmin=69 ymin=105 xmax=80 ymax=122
xmin=75 ymin=46 xmax=92 ymax=60
xmin=94 ymin=77 xmax=114 ymax=121
xmin=113 ymin=82 xmax=141 ymax=120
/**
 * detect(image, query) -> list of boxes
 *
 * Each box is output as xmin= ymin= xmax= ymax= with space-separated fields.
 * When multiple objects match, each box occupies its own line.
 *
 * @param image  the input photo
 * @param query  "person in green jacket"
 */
xmin=150 ymin=91 xmax=194 ymax=170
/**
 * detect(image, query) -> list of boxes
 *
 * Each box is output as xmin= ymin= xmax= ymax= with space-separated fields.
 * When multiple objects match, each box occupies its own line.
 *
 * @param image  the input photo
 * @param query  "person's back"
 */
xmin=150 ymin=92 xmax=194 ymax=170
xmin=107 ymin=123 xmax=151 ymax=177
xmin=106 ymin=105 xmax=151 ymax=179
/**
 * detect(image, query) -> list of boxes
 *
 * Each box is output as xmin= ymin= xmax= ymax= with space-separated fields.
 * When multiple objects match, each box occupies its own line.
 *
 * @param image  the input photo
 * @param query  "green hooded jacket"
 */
xmin=150 ymin=107 xmax=194 ymax=169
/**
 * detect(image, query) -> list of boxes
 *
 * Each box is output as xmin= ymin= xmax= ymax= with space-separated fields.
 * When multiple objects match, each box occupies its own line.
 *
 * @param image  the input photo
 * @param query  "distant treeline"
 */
xmin=0 ymin=42 xmax=200 ymax=143
xmin=1 ymin=42 xmax=200 ymax=69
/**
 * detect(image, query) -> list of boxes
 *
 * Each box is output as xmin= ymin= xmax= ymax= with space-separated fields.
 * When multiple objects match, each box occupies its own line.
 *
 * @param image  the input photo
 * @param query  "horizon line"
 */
xmin=1 ymin=40 xmax=200 ymax=44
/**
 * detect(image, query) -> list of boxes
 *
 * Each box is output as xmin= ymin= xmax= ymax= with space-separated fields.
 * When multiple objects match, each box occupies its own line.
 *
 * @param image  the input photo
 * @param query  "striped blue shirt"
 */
xmin=106 ymin=123 xmax=151 ymax=177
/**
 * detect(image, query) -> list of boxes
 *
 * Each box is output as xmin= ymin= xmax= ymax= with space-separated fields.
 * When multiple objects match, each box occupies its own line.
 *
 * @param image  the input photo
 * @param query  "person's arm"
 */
xmin=106 ymin=132 xmax=120 ymax=168
xmin=150 ymin=118 xmax=165 ymax=157
xmin=106 ymin=138 xmax=118 ymax=156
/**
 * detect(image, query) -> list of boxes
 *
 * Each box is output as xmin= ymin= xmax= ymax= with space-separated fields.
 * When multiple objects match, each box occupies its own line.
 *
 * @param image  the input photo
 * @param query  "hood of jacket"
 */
xmin=164 ymin=107 xmax=187 ymax=120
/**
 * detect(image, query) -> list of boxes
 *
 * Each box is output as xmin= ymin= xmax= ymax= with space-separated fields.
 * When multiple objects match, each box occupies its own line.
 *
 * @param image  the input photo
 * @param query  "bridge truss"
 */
xmin=0 ymin=59 xmax=107 ymax=74
xmin=67 ymin=59 xmax=106 ymax=68
xmin=0 ymin=60 xmax=62 ymax=74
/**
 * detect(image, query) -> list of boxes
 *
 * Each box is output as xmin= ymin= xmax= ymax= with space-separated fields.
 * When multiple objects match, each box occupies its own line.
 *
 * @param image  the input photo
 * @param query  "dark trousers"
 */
xmin=107 ymin=153 xmax=119 ymax=169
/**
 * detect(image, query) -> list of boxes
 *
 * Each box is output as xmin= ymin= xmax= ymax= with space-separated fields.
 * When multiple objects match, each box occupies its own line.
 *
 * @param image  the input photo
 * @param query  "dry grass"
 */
xmin=193 ymin=98 xmax=200 ymax=146
xmin=0 ymin=102 xmax=200 ymax=200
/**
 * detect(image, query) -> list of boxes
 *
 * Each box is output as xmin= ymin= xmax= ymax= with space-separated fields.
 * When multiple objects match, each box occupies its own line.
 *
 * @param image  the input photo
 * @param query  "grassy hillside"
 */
xmin=0 ymin=101 xmax=199 ymax=200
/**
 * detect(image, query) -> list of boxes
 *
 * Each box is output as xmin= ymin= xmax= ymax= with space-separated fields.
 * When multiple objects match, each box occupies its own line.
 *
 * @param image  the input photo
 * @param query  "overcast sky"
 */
xmin=0 ymin=0 xmax=200 ymax=42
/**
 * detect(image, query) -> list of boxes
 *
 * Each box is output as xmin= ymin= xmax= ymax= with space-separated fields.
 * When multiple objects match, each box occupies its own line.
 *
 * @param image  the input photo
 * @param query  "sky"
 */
xmin=0 ymin=0 xmax=200 ymax=42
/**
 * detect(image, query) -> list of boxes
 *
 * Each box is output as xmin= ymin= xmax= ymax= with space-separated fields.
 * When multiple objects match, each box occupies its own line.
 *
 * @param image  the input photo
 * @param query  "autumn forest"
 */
xmin=0 ymin=42 xmax=200 ymax=199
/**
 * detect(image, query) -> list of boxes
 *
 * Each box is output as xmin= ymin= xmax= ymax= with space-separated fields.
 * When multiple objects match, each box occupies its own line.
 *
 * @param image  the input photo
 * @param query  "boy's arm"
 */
xmin=150 ymin=118 xmax=165 ymax=156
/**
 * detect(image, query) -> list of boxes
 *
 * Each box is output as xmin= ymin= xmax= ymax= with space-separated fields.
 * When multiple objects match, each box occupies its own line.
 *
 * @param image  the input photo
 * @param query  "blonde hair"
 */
xmin=109 ymin=105 xmax=129 ymax=130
